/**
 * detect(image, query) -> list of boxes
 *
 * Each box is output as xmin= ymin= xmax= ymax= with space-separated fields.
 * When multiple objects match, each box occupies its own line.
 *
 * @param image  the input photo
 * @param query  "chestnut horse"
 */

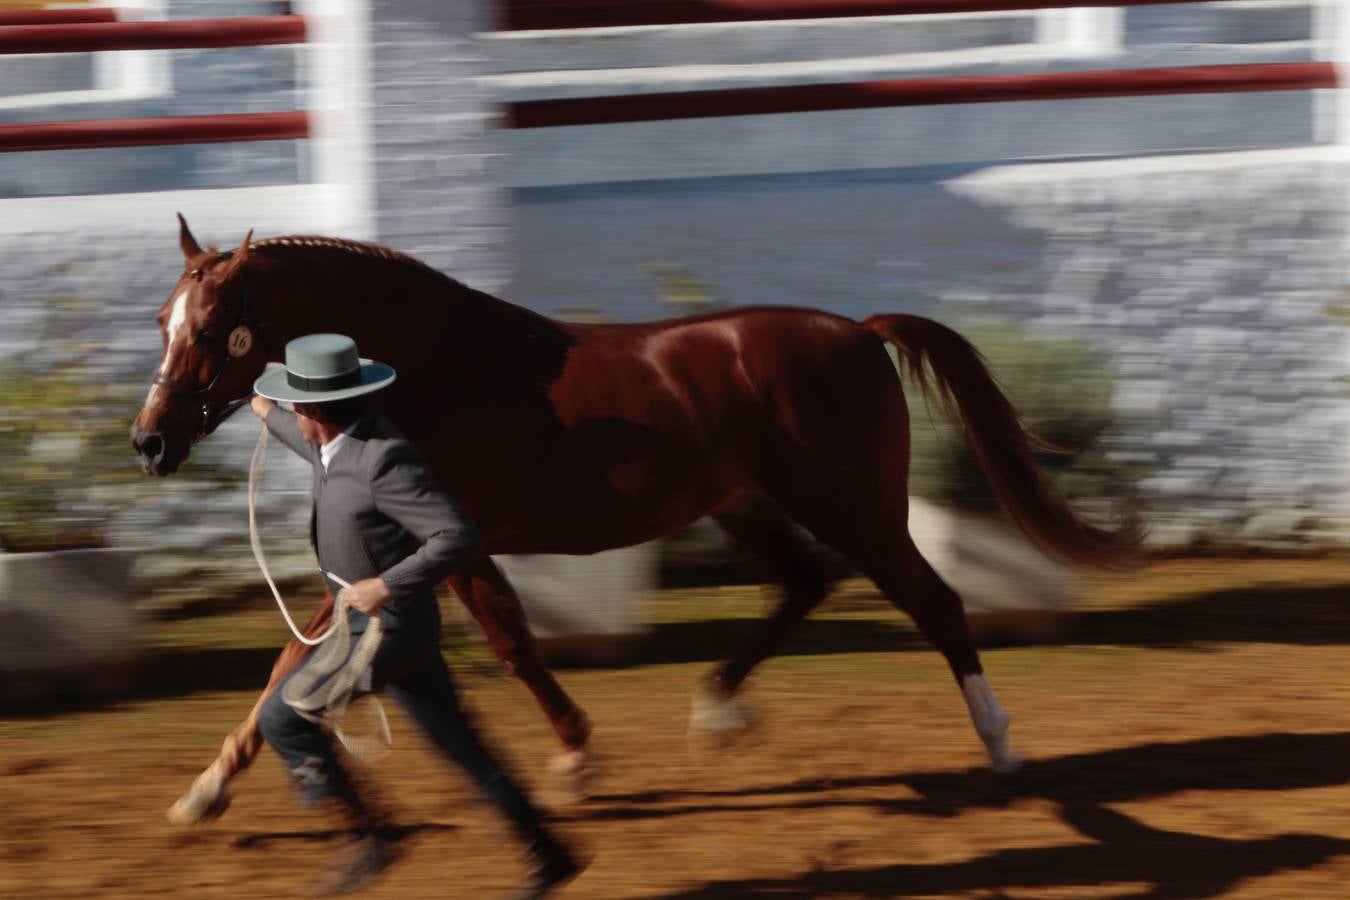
xmin=133 ymin=216 xmax=1139 ymax=824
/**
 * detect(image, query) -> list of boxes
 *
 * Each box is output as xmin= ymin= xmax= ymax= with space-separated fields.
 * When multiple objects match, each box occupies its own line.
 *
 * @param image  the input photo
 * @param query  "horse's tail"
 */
xmin=863 ymin=313 xmax=1145 ymax=570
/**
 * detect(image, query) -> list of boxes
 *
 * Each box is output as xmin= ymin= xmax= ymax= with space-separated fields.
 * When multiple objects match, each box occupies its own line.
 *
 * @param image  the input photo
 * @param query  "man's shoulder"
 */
xmin=355 ymin=416 xmax=422 ymax=470
xmin=360 ymin=414 xmax=413 ymax=448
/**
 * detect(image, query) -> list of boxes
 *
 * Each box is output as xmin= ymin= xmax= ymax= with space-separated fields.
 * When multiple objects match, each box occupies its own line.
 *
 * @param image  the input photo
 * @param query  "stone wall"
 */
xmin=510 ymin=148 xmax=1350 ymax=548
xmin=950 ymin=150 xmax=1350 ymax=546
xmin=368 ymin=0 xmax=509 ymax=282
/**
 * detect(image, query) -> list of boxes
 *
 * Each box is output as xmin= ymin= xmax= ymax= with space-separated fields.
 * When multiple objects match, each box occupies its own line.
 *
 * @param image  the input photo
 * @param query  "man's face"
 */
xmin=294 ymin=403 xmax=324 ymax=444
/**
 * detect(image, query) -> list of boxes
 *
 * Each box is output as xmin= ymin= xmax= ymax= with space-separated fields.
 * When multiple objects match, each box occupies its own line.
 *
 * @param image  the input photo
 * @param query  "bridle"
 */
xmin=151 ymin=273 xmax=273 ymax=440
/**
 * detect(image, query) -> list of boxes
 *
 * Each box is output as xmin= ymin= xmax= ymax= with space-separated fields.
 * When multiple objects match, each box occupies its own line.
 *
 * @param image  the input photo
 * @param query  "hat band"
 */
xmin=287 ymin=366 xmax=362 ymax=393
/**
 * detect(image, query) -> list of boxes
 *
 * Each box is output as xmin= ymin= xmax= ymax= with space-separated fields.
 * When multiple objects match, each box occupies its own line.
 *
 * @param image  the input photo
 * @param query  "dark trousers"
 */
xmin=258 ymin=617 xmax=547 ymax=842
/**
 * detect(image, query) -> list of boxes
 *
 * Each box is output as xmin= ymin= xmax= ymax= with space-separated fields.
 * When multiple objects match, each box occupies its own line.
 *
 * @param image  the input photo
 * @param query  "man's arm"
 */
xmin=365 ymin=442 xmax=482 ymax=607
xmin=250 ymin=395 xmax=310 ymax=459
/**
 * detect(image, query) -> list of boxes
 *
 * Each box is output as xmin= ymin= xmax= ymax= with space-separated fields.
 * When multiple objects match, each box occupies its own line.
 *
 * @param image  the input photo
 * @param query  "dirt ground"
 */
xmin=3 ymin=558 xmax=1350 ymax=899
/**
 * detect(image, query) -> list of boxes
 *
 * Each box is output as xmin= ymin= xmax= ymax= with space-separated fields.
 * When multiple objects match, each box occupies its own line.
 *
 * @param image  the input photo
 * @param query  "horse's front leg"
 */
xmin=448 ymin=558 xmax=593 ymax=787
xmin=166 ymin=592 xmax=335 ymax=825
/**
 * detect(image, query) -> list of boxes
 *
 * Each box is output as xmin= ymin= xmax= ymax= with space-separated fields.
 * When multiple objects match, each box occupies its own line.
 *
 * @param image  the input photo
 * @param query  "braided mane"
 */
xmin=250 ymin=234 xmax=467 ymax=289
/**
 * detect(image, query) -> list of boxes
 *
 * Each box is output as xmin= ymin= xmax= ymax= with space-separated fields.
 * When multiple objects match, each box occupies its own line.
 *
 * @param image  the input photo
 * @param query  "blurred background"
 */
xmin=0 ymin=0 xmax=1348 ymax=705
xmin=5 ymin=3 xmax=1350 ymax=898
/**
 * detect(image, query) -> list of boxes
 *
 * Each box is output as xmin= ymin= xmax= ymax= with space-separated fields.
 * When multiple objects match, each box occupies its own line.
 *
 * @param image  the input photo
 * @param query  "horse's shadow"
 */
xmin=651 ymin=826 xmax=1349 ymax=899
xmin=1063 ymin=580 xmax=1350 ymax=649
xmin=577 ymin=731 xmax=1350 ymax=899
xmin=5 ymin=575 xmax=1348 ymax=718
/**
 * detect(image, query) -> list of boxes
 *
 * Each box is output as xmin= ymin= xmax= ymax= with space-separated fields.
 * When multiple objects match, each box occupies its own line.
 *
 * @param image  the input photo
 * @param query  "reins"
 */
xmin=248 ymin=426 xmax=391 ymax=761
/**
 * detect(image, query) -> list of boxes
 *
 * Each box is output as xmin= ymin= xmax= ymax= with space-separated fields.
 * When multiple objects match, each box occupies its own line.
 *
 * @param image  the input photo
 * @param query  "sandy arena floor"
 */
xmin=3 ymin=559 xmax=1349 ymax=899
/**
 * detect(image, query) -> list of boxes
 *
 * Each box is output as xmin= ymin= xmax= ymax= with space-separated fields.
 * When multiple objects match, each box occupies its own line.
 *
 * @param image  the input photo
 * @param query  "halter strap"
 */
xmin=152 ymin=274 xmax=273 ymax=438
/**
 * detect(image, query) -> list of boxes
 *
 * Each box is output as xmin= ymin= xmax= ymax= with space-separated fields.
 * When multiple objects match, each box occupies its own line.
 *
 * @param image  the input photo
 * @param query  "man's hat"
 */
xmin=253 ymin=333 xmax=396 ymax=404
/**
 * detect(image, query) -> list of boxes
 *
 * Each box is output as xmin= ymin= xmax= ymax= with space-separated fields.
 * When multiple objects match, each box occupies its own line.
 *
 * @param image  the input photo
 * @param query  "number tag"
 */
xmin=227 ymin=326 xmax=254 ymax=358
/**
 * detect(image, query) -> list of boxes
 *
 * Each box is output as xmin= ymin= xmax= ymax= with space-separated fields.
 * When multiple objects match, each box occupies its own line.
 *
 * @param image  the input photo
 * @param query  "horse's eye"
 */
xmin=195 ymin=329 xmax=214 ymax=347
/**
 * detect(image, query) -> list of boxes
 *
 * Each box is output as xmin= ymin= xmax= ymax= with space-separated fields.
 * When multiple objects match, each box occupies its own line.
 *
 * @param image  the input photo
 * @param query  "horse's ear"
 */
xmin=177 ymin=212 xmax=203 ymax=260
xmin=232 ymin=229 xmax=253 ymax=266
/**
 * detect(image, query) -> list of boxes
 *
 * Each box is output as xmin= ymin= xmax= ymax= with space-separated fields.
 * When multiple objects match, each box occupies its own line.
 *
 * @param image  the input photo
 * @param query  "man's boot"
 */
xmin=305 ymin=782 xmax=398 ymax=896
xmin=506 ymin=831 xmax=586 ymax=899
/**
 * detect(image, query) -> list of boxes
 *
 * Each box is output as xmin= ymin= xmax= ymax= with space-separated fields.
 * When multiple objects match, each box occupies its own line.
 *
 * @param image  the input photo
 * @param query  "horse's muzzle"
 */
xmin=130 ymin=424 xmax=184 ymax=476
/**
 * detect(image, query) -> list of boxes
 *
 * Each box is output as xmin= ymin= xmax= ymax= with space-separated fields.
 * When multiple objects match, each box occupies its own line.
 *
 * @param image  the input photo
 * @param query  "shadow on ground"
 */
xmin=576 ymin=730 xmax=1350 ymax=899
xmin=624 ymin=577 xmax=1350 ymax=667
xmin=1064 ymin=582 xmax=1350 ymax=648
xmin=4 ymin=577 xmax=1348 ymax=715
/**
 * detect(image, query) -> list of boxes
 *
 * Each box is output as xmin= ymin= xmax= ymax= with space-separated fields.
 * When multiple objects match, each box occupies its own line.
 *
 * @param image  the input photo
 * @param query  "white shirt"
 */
xmin=319 ymin=423 xmax=360 ymax=472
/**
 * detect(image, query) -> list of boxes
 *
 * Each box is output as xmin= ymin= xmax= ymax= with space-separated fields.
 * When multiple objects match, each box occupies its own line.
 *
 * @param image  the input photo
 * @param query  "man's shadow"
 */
xmin=232 ymin=821 xmax=457 ymax=850
xmin=577 ymin=731 xmax=1350 ymax=898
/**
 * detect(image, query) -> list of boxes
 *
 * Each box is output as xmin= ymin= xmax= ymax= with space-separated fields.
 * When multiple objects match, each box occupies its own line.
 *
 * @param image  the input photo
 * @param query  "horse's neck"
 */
xmin=252 ymin=258 xmax=571 ymax=379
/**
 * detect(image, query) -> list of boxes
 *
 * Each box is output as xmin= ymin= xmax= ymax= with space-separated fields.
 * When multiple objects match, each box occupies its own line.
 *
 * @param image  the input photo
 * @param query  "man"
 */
xmin=251 ymin=333 xmax=584 ymax=898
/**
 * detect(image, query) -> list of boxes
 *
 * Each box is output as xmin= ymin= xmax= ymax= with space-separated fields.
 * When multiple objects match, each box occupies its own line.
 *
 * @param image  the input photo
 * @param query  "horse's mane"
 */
xmin=245 ymin=234 xmax=574 ymax=381
xmin=248 ymin=234 xmax=471 ymax=292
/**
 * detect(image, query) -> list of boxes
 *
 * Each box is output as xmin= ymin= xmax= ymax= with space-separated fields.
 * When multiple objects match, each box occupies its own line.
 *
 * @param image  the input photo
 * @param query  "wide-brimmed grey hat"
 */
xmin=253 ymin=333 xmax=396 ymax=404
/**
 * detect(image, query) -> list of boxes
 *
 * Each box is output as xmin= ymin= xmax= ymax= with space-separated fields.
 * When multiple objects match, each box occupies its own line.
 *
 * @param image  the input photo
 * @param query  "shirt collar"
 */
xmin=319 ymin=422 xmax=360 ymax=471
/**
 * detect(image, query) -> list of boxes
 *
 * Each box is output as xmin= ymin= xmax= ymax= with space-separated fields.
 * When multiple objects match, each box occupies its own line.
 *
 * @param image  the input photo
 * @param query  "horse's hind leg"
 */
xmin=783 ymin=472 xmax=1021 ymax=773
xmin=690 ymin=496 xmax=836 ymax=737
xmin=863 ymin=540 xmax=1021 ymax=773
xmin=743 ymin=452 xmax=1018 ymax=771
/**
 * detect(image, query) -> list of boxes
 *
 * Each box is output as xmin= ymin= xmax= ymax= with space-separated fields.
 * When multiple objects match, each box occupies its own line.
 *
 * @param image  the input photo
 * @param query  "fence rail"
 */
xmin=508 ymin=62 xmax=1338 ymax=128
xmin=0 ymin=15 xmax=305 ymax=54
xmin=501 ymin=0 xmax=1260 ymax=30
xmin=0 ymin=111 xmax=310 ymax=152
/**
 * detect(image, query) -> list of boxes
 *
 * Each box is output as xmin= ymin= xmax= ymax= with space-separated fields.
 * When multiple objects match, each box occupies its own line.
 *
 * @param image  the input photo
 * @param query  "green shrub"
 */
xmin=0 ymin=364 xmax=144 ymax=550
xmin=0 ymin=292 xmax=244 ymax=552
xmin=903 ymin=320 xmax=1145 ymax=510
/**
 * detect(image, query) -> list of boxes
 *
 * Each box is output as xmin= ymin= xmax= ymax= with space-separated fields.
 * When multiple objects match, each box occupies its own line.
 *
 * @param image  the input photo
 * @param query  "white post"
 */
xmin=293 ymin=0 xmax=376 ymax=238
xmin=1036 ymin=7 xmax=1123 ymax=57
xmin=1313 ymin=0 xmax=1350 ymax=146
xmin=92 ymin=0 xmax=169 ymax=100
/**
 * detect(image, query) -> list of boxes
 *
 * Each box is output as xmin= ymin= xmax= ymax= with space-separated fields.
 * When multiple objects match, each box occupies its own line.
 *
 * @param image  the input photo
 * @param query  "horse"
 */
xmin=133 ymin=215 xmax=1141 ymax=824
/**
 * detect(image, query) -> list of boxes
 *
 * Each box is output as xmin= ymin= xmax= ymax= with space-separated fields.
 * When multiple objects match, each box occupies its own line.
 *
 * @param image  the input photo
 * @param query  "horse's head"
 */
xmin=131 ymin=215 xmax=270 ymax=475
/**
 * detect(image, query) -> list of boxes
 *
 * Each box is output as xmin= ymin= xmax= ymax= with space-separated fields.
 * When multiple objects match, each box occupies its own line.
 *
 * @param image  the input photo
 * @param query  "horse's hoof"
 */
xmin=166 ymin=783 xmax=232 ymax=826
xmin=547 ymin=748 xmax=590 ymax=778
xmin=545 ymin=749 xmax=594 ymax=804
xmin=688 ymin=679 xmax=758 ymax=747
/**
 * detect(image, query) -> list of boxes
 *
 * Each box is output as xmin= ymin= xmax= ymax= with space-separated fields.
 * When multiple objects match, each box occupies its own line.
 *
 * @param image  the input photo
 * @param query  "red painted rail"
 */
xmin=502 ymin=0 xmax=1258 ymax=30
xmin=0 ymin=15 xmax=305 ymax=54
xmin=0 ymin=111 xmax=310 ymax=152
xmin=0 ymin=8 xmax=119 ymax=27
xmin=508 ymin=62 xmax=1339 ymax=128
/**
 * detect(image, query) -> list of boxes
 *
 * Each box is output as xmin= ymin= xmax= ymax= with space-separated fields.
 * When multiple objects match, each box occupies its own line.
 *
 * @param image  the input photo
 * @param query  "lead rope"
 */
xmin=248 ymin=426 xmax=391 ymax=761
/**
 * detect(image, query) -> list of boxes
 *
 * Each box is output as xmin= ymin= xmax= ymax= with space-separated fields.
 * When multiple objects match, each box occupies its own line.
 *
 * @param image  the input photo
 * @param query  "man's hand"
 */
xmin=250 ymin=394 xmax=276 ymax=421
xmin=339 ymin=577 xmax=393 ymax=616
